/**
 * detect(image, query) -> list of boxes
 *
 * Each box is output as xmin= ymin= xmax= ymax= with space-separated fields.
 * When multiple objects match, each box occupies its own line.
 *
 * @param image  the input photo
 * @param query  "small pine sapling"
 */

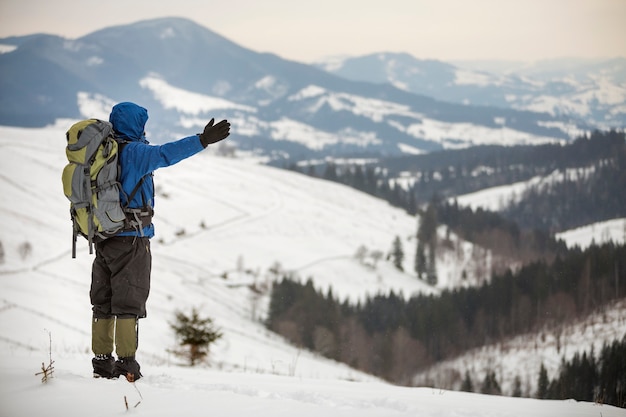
xmin=169 ymin=307 xmax=222 ymax=366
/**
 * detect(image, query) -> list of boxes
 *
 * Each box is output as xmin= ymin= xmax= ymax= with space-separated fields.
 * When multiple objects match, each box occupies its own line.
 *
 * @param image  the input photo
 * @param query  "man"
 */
xmin=90 ymin=102 xmax=230 ymax=380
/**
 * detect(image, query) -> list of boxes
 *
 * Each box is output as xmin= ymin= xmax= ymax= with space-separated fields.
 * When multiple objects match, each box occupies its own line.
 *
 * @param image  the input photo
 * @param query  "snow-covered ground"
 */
xmin=4 ymin=356 xmax=624 ymax=417
xmin=1 ymin=122 xmax=624 ymax=416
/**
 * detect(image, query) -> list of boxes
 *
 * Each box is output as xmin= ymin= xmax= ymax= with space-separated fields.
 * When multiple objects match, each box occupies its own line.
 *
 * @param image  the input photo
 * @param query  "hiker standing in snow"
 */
xmin=91 ymin=102 xmax=230 ymax=380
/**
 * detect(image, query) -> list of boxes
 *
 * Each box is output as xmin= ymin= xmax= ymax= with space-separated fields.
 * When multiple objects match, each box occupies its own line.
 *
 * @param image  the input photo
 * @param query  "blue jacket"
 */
xmin=109 ymin=102 xmax=205 ymax=238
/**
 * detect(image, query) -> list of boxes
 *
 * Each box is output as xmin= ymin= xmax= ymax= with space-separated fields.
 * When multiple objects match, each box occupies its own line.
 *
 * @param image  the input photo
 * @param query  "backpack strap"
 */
xmin=124 ymin=176 xmax=147 ymax=209
xmin=71 ymin=209 xmax=78 ymax=259
xmin=116 ymin=140 xmax=149 ymax=209
xmin=116 ymin=140 xmax=153 ymax=236
xmin=84 ymin=165 xmax=96 ymax=255
xmin=84 ymin=133 xmax=110 ymax=255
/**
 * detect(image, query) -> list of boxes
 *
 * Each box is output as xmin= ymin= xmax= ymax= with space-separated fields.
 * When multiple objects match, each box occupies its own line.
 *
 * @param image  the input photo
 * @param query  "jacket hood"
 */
xmin=109 ymin=102 xmax=149 ymax=142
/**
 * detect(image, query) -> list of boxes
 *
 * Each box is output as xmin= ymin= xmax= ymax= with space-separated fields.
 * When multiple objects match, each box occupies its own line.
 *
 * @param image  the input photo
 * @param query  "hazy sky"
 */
xmin=0 ymin=0 xmax=624 ymax=63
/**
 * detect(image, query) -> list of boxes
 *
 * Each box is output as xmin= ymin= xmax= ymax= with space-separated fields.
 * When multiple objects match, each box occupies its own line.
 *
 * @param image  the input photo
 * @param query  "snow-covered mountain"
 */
xmin=0 ymin=17 xmax=584 ymax=164
xmin=1 ymin=122 xmax=625 ymax=415
xmin=317 ymin=53 xmax=626 ymax=130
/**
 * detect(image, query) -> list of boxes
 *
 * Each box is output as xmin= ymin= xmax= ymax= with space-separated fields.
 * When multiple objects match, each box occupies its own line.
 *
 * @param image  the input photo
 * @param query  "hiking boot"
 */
xmin=92 ymin=354 xmax=116 ymax=379
xmin=113 ymin=356 xmax=142 ymax=382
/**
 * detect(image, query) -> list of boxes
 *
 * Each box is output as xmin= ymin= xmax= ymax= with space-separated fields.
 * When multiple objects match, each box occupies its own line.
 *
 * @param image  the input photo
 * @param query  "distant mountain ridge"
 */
xmin=315 ymin=53 xmax=626 ymax=130
xmin=0 ymin=17 xmax=590 ymax=163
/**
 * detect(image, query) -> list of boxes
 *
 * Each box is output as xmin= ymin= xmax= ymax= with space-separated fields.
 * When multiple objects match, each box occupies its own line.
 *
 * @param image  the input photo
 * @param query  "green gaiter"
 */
xmin=92 ymin=317 xmax=114 ymax=356
xmin=115 ymin=318 xmax=138 ymax=358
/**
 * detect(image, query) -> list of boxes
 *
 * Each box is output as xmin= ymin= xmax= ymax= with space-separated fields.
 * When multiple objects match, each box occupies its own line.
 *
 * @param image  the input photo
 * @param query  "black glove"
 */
xmin=198 ymin=118 xmax=230 ymax=148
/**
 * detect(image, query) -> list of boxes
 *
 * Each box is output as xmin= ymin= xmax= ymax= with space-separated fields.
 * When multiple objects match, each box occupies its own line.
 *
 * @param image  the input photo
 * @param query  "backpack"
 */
xmin=62 ymin=119 xmax=149 ymax=258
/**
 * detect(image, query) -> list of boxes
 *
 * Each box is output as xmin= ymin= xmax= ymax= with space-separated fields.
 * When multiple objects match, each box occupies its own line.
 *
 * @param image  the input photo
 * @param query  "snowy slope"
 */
xmin=453 ymin=166 xmax=595 ymax=211
xmin=0 ymin=120 xmax=429 ymax=375
xmin=556 ymin=218 xmax=626 ymax=249
xmin=1 ymin=122 xmax=625 ymax=416
xmin=452 ymin=171 xmax=626 ymax=249
xmin=413 ymin=299 xmax=626 ymax=396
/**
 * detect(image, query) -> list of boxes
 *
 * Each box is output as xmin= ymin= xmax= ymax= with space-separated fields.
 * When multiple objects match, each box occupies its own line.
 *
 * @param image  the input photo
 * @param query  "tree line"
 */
xmin=288 ymin=129 xmax=626 ymax=237
xmin=455 ymin=336 xmax=626 ymax=408
xmin=502 ymin=141 xmax=626 ymax=232
xmin=536 ymin=337 xmax=626 ymax=408
xmin=381 ymin=129 xmax=626 ymax=208
xmin=266 ymin=242 xmax=626 ymax=393
xmin=434 ymin=199 xmax=568 ymax=265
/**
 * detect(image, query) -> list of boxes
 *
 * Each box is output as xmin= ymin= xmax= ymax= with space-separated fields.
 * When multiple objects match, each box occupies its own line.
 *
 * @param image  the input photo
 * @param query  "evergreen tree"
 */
xmin=546 ymin=337 xmax=626 ymax=407
xmin=169 ymin=308 xmax=223 ymax=366
xmin=481 ymin=370 xmax=502 ymax=395
xmin=418 ymin=203 xmax=439 ymax=285
xmin=391 ymin=236 xmax=405 ymax=271
xmin=407 ymin=189 xmax=417 ymax=215
xmin=461 ymin=370 xmax=474 ymax=392
xmin=418 ymin=204 xmax=438 ymax=243
xmin=389 ymin=182 xmax=403 ymax=207
xmin=512 ymin=375 xmax=523 ymax=397
xmin=415 ymin=240 xmax=427 ymax=280
xmin=353 ymin=165 xmax=366 ymax=191
xmin=365 ymin=165 xmax=378 ymax=195
xmin=267 ymin=275 xmax=299 ymax=328
xmin=426 ymin=245 xmax=438 ymax=286
xmin=598 ymin=338 xmax=626 ymax=407
xmin=537 ymin=363 xmax=550 ymax=399
xmin=323 ymin=162 xmax=338 ymax=181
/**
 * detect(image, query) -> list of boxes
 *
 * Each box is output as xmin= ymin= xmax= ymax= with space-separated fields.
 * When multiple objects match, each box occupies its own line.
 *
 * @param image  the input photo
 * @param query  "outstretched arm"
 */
xmin=123 ymin=118 xmax=231 ymax=176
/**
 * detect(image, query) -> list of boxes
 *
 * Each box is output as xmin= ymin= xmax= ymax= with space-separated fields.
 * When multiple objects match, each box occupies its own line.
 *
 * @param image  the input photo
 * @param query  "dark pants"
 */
xmin=91 ymin=236 xmax=151 ymax=319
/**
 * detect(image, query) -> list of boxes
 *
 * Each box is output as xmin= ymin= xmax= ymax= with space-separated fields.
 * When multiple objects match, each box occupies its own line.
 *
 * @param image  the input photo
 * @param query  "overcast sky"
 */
xmin=0 ymin=0 xmax=624 ymax=63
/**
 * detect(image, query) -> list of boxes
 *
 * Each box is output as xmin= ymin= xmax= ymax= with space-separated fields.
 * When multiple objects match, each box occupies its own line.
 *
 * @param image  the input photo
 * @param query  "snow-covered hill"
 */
xmin=0 ymin=120 xmax=490 ymax=371
xmin=1 ymin=122 xmax=625 ymax=416
xmin=452 ymin=172 xmax=626 ymax=249
xmin=413 ymin=299 xmax=626 ymax=396
xmin=0 ymin=121 xmax=420 ymax=370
